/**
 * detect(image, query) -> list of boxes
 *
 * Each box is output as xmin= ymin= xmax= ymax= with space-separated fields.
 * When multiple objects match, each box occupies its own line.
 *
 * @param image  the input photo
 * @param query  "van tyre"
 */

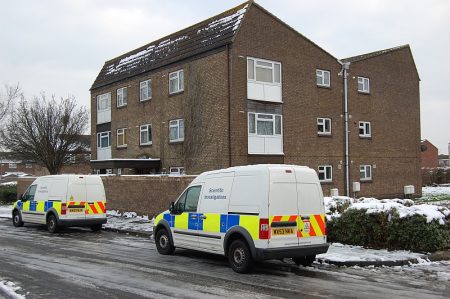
xmin=155 ymin=229 xmax=175 ymax=255
xmin=228 ymin=240 xmax=254 ymax=273
xmin=293 ymin=255 xmax=316 ymax=267
xmin=91 ymin=224 xmax=103 ymax=232
xmin=47 ymin=214 xmax=58 ymax=233
xmin=12 ymin=211 xmax=24 ymax=227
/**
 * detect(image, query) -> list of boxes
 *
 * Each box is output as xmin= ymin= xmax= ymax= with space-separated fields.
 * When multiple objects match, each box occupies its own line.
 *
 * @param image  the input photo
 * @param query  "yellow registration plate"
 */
xmin=69 ymin=208 xmax=84 ymax=213
xmin=272 ymin=228 xmax=295 ymax=236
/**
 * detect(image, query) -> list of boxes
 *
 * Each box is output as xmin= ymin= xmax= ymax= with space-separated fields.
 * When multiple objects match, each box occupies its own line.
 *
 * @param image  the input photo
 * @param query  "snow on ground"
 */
xmin=422 ymin=185 xmax=450 ymax=196
xmin=317 ymin=243 xmax=424 ymax=263
xmin=0 ymin=205 xmax=12 ymax=219
xmin=0 ymin=280 xmax=26 ymax=299
xmin=104 ymin=210 xmax=153 ymax=233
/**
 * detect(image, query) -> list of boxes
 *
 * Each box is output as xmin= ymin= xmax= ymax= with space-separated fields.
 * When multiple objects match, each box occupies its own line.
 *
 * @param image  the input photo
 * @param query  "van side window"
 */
xmin=25 ymin=185 xmax=37 ymax=201
xmin=174 ymin=185 xmax=201 ymax=213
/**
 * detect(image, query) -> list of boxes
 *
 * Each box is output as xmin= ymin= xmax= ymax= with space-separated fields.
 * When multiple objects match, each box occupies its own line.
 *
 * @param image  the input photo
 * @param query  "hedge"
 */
xmin=0 ymin=184 xmax=17 ymax=203
xmin=327 ymin=209 xmax=450 ymax=252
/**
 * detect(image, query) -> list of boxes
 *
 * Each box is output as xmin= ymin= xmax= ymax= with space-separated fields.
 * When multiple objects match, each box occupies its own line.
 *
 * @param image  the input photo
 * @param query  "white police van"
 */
xmin=154 ymin=165 xmax=329 ymax=273
xmin=12 ymin=175 xmax=107 ymax=233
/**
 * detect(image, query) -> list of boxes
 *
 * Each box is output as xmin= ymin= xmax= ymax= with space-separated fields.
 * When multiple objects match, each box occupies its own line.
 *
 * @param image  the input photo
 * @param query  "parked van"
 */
xmin=12 ymin=175 xmax=107 ymax=233
xmin=153 ymin=164 xmax=329 ymax=273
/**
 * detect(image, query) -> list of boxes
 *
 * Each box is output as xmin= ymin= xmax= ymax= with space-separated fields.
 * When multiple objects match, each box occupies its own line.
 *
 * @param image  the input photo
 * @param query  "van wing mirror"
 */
xmin=20 ymin=194 xmax=28 ymax=201
xmin=169 ymin=202 xmax=175 ymax=213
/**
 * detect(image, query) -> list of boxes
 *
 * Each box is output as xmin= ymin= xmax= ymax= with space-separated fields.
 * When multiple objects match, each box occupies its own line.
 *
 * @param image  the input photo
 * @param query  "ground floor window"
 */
xmin=318 ymin=165 xmax=332 ymax=182
xmin=360 ymin=165 xmax=372 ymax=181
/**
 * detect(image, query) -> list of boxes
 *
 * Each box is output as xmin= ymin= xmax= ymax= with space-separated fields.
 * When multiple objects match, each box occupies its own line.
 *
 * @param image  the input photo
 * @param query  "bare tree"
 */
xmin=0 ymin=94 xmax=88 ymax=174
xmin=0 ymin=83 xmax=21 ymax=123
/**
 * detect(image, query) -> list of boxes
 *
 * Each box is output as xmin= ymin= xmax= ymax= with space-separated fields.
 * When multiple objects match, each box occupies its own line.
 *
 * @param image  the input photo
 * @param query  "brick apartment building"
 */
xmin=90 ymin=1 xmax=421 ymax=197
xmin=421 ymin=139 xmax=438 ymax=168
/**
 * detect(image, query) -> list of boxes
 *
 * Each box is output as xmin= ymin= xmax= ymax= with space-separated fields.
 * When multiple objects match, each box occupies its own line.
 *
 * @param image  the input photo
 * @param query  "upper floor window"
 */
xmin=317 ymin=118 xmax=331 ymax=135
xmin=318 ymin=165 xmax=332 ymax=182
xmin=117 ymin=128 xmax=127 ymax=148
xmin=169 ymin=70 xmax=184 ymax=94
xmin=360 ymin=165 xmax=372 ymax=181
xmin=8 ymin=162 xmax=17 ymax=169
xmin=97 ymin=131 xmax=111 ymax=148
xmin=316 ymin=69 xmax=330 ymax=87
xmin=247 ymin=57 xmax=281 ymax=85
xmin=140 ymin=124 xmax=152 ymax=145
xmin=248 ymin=112 xmax=282 ymax=136
xmin=117 ymin=87 xmax=127 ymax=107
xmin=97 ymin=93 xmax=110 ymax=111
xmin=359 ymin=121 xmax=372 ymax=138
xmin=358 ymin=76 xmax=370 ymax=93
xmin=169 ymin=119 xmax=184 ymax=143
xmin=140 ymin=80 xmax=152 ymax=102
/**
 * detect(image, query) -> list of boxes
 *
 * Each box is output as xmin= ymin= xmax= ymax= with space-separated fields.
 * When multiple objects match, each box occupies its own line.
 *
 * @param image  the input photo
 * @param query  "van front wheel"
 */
xmin=155 ymin=229 xmax=175 ymax=255
xmin=293 ymin=255 xmax=316 ymax=267
xmin=228 ymin=240 xmax=254 ymax=273
xmin=47 ymin=214 xmax=58 ymax=233
xmin=12 ymin=211 xmax=24 ymax=227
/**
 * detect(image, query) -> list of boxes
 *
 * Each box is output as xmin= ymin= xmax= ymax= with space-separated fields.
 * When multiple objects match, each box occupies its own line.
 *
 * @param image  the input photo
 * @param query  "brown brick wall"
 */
xmin=421 ymin=140 xmax=438 ymax=168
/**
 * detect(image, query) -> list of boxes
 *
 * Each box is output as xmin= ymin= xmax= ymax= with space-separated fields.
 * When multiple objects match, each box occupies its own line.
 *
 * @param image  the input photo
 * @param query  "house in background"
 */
xmin=421 ymin=139 xmax=438 ymax=168
xmin=90 ymin=1 xmax=421 ymax=198
xmin=439 ymin=154 xmax=449 ymax=167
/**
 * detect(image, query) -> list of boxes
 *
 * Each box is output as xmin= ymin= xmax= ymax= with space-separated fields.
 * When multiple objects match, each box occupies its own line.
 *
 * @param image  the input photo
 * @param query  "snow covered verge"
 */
xmin=104 ymin=210 xmax=153 ymax=234
xmin=0 ymin=280 xmax=26 ymax=299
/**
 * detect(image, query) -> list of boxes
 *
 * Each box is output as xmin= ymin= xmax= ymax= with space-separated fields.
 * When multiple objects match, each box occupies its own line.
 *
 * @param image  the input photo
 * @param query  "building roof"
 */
xmin=91 ymin=1 xmax=251 ymax=90
xmin=341 ymin=45 xmax=410 ymax=63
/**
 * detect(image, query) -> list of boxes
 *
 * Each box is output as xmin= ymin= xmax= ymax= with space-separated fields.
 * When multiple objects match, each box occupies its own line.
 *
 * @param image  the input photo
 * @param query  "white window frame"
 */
xmin=359 ymin=121 xmax=372 ymax=138
xmin=140 ymin=124 xmax=152 ymax=146
xmin=169 ymin=167 xmax=185 ymax=175
xmin=360 ymin=165 xmax=372 ymax=181
xmin=140 ymin=80 xmax=152 ymax=102
xmin=358 ymin=76 xmax=370 ymax=93
xmin=106 ymin=169 xmax=113 ymax=175
xmin=169 ymin=70 xmax=184 ymax=94
xmin=317 ymin=118 xmax=332 ymax=135
xmin=117 ymin=168 xmax=122 ymax=176
xmin=316 ymin=69 xmax=330 ymax=87
xmin=25 ymin=163 xmax=32 ymax=169
xmin=117 ymin=128 xmax=127 ymax=148
xmin=248 ymin=112 xmax=282 ymax=136
xmin=97 ymin=93 xmax=111 ymax=111
xmin=247 ymin=57 xmax=282 ymax=85
xmin=117 ymin=87 xmax=127 ymax=107
xmin=97 ymin=131 xmax=112 ymax=149
xmin=8 ymin=162 xmax=17 ymax=169
xmin=318 ymin=165 xmax=332 ymax=182
xmin=169 ymin=119 xmax=184 ymax=143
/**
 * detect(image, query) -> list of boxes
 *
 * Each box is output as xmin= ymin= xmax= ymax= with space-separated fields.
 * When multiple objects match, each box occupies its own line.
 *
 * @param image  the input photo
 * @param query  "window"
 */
xmin=169 ymin=167 xmax=185 ymax=175
xmin=360 ymin=165 xmax=372 ymax=181
xmin=318 ymin=165 xmax=332 ymax=182
xmin=117 ymin=87 xmax=127 ymax=107
xmin=117 ymin=128 xmax=127 ymax=148
xmin=169 ymin=70 xmax=184 ymax=94
xmin=97 ymin=93 xmax=110 ymax=111
xmin=169 ymin=119 xmax=184 ymax=142
xmin=174 ymin=185 xmax=201 ymax=213
xmin=358 ymin=77 xmax=370 ymax=93
xmin=247 ymin=57 xmax=281 ymax=85
xmin=24 ymin=185 xmax=37 ymax=201
xmin=106 ymin=169 xmax=113 ymax=175
xmin=117 ymin=168 xmax=122 ymax=176
xmin=25 ymin=163 xmax=32 ymax=169
xmin=8 ymin=162 xmax=17 ymax=169
xmin=140 ymin=124 xmax=152 ymax=145
xmin=97 ymin=131 xmax=111 ymax=148
xmin=316 ymin=69 xmax=330 ymax=87
xmin=248 ymin=113 xmax=282 ymax=136
xmin=359 ymin=121 xmax=372 ymax=138
xmin=140 ymin=80 xmax=151 ymax=101
xmin=317 ymin=118 xmax=332 ymax=135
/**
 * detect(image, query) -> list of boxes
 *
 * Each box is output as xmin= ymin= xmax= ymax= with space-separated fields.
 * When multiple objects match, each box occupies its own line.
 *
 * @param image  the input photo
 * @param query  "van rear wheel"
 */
xmin=293 ymin=255 xmax=316 ymax=267
xmin=12 ymin=211 xmax=24 ymax=227
xmin=228 ymin=240 xmax=254 ymax=273
xmin=47 ymin=214 xmax=58 ymax=233
xmin=155 ymin=228 xmax=175 ymax=255
xmin=91 ymin=224 xmax=103 ymax=232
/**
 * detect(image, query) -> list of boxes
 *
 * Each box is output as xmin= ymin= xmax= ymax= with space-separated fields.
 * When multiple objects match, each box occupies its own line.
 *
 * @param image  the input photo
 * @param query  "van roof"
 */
xmin=195 ymin=164 xmax=311 ymax=179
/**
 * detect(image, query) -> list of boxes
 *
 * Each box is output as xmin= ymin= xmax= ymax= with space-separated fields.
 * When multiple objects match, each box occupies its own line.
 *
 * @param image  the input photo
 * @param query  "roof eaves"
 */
xmin=341 ymin=45 xmax=409 ymax=63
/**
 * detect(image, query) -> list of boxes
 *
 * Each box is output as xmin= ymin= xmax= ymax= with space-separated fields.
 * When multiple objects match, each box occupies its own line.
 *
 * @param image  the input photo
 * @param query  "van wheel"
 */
xmin=12 ymin=211 xmax=24 ymax=227
xmin=47 ymin=214 xmax=58 ymax=233
xmin=293 ymin=255 xmax=316 ymax=267
xmin=155 ymin=229 xmax=175 ymax=255
xmin=91 ymin=224 xmax=103 ymax=232
xmin=228 ymin=240 xmax=254 ymax=273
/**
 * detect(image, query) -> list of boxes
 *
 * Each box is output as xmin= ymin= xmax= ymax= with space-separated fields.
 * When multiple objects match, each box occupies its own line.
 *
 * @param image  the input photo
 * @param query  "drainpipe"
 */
xmin=227 ymin=44 xmax=232 ymax=167
xmin=339 ymin=61 xmax=351 ymax=196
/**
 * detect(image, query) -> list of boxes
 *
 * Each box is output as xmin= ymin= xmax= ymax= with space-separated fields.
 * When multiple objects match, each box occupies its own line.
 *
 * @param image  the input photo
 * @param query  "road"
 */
xmin=0 ymin=218 xmax=449 ymax=299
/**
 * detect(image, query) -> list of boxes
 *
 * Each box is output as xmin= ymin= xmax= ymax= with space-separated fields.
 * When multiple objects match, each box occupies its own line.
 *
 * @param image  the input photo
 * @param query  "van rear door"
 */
xmin=268 ymin=166 xmax=300 ymax=248
xmin=66 ymin=176 xmax=87 ymax=220
xmin=85 ymin=176 xmax=106 ymax=219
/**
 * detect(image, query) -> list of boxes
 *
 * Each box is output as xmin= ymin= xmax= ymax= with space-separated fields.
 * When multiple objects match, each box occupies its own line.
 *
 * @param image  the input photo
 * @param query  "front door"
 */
xmin=171 ymin=185 xmax=202 ymax=249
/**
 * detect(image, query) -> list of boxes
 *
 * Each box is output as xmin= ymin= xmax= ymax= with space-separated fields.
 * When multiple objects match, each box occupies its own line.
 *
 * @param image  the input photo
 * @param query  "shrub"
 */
xmin=327 ymin=208 xmax=450 ymax=252
xmin=0 ymin=184 xmax=17 ymax=203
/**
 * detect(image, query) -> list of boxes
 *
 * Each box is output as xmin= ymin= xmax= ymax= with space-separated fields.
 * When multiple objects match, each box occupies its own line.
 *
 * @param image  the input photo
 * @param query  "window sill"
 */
xmin=316 ymin=85 xmax=331 ymax=89
xmin=140 ymin=98 xmax=152 ymax=103
xmin=319 ymin=181 xmax=333 ymax=185
xmin=360 ymin=179 xmax=373 ymax=183
xmin=358 ymin=91 xmax=371 ymax=95
xmin=169 ymin=140 xmax=184 ymax=144
xmin=140 ymin=143 xmax=153 ymax=147
xmin=117 ymin=104 xmax=127 ymax=109
xmin=318 ymin=133 xmax=332 ymax=137
xmin=247 ymin=80 xmax=282 ymax=87
xmin=359 ymin=136 xmax=372 ymax=139
xmin=248 ymin=153 xmax=285 ymax=156
xmin=169 ymin=90 xmax=184 ymax=97
xmin=116 ymin=146 xmax=127 ymax=149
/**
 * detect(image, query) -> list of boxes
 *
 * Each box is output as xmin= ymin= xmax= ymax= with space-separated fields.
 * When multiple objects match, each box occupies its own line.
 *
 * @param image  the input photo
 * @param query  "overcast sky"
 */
xmin=1 ymin=0 xmax=449 ymax=153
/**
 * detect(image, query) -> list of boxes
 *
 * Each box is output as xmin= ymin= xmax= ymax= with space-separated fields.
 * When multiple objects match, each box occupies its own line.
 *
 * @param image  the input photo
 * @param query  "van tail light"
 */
xmin=61 ymin=203 xmax=67 ymax=215
xmin=259 ymin=218 xmax=270 ymax=239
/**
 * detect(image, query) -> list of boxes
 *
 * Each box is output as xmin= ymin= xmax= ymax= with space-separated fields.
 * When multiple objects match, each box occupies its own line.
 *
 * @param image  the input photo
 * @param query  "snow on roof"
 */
xmin=92 ymin=2 xmax=249 ymax=90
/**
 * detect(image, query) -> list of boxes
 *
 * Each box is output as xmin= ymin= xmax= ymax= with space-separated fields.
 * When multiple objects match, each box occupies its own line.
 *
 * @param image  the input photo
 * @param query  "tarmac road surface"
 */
xmin=0 ymin=218 xmax=448 ymax=298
